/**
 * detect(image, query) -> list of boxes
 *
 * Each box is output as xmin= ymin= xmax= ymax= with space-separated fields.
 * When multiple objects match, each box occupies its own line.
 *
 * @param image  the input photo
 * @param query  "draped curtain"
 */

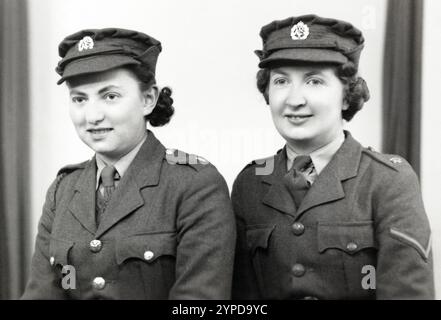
xmin=382 ymin=0 xmax=424 ymax=176
xmin=0 ymin=0 xmax=30 ymax=299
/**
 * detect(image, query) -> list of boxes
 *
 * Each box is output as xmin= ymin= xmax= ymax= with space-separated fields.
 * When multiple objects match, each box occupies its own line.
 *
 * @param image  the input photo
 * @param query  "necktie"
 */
xmin=96 ymin=165 xmax=119 ymax=225
xmin=284 ymin=155 xmax=313 ymax=208
xmin=101 ymin=165 xmax=117 ymax=201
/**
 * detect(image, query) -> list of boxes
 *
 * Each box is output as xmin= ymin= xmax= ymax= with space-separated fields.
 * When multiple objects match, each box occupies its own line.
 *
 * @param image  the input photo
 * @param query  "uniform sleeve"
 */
xmin=374 ymin=162 xmax=434 ymax=299
xmin=169 ymin=167 xmax=236 ymax=299
xmin=21 ymin=177 xmax=67 ymax=299
xmin=231 ymin=173 xmax=262 ymax=299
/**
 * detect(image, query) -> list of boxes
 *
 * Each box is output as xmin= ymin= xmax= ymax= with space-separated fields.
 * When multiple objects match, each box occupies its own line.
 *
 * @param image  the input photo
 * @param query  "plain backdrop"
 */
xmin=28 ymin=0 xmax=440 ymax=298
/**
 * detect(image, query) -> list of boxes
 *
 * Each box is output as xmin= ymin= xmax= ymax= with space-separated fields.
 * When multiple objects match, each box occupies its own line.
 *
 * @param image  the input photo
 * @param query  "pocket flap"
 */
xmin=246 ymin=225 xmax=276 ymax=254
xmin=318 ymin=221 xmax=377 ymax=254
xmin=49 ymin=238 xmax=74 ymax=266
xmin=116 ymin=232 xmax=177 ymax=265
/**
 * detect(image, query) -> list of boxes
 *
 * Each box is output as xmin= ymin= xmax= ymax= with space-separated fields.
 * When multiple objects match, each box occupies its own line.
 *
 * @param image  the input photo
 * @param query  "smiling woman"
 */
xmin=21 ymin=28 xmax=236 ymax=300
xmin=267 ymin=66 xmax=348 ymax=154
xmin=67 ymin=69 xmax=157 ymax=164
xmin=232 ymin=14 xmax=434 ymax=300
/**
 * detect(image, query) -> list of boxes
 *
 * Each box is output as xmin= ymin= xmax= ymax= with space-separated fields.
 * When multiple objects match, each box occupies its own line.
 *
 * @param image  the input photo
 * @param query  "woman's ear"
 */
xmin=342 ymin=99 xmax=349 ymax=111
xmin=142 ymin=85 xmax=159 ymax=116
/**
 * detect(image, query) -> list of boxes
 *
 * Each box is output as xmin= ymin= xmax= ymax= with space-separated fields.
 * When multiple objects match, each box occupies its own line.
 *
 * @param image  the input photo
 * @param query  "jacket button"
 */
xmin=303 ymin=296 xmax=319 ymax=300
xmin=92 ymin=277 xmax=106 ymax=290
xmin=292 ymin=263 xmax=306 ymax=277
xmin=346 ymin=242 xmax=358 ymax=252
xmin=89 ymin=239 xmax=102 ymax=253
xmin=144 ymin=250 xmax=154 ymax=261
xmin=49 ymin=256 xmax=55 ymax=266
xmin=292 ymin=222 xmax=305 ymax=236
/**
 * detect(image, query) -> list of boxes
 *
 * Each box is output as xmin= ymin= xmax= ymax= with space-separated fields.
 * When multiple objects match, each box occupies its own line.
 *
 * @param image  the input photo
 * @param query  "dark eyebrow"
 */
xmin=69 ymin=85 xmax=122 ymax=96
xmin=271 ymin=68 xmax=289 ymax=76
xmin=98 ymin=85 xmax=121 ymax=95
xmin=271 ymin=68 xmax=326 ymax=78
xmin=304 ymin=70 xmax=324 ymax=77
xmin=69 ymin=89 xmax=86 ymax=96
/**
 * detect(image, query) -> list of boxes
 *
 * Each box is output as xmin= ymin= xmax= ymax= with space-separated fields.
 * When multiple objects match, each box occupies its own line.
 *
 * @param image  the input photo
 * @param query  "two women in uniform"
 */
xmin=24 ymin=15 xmax=434 ymax=300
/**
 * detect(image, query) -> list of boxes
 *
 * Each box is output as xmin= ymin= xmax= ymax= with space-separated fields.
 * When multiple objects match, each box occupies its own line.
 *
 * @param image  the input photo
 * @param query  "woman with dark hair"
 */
xmin=22 ymin=28 xmax=235 ymax=299
xmin=256 ymin=61 xmax=370 ymax=122
xmin=232 ymin=15 xmax=433 ymax=299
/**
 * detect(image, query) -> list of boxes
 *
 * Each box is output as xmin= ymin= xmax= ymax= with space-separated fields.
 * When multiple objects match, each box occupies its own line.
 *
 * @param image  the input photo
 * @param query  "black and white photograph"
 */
xmin=0 ymin=0 xmax=440 ymax=304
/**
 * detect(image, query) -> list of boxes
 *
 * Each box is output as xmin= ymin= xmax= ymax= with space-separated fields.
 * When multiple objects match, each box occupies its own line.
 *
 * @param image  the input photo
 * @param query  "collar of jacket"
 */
xmin=68 ymin=130 xmax=166 ymax=236
xmin=261 ymin=131 xmax=362 ymax=219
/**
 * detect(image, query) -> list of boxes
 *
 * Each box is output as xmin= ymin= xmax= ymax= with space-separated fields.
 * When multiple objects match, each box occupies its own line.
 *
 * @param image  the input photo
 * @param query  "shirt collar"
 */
xmin=95 ymin=133 xmax=147 ymax=189
xmin=286 ymin=131 xmax=345 ymax=174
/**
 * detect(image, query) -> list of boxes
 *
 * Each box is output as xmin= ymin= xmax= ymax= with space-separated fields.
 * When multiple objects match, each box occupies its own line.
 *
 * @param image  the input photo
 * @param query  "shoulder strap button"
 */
xmin=389 ymin=157 xmax=403 ymax=164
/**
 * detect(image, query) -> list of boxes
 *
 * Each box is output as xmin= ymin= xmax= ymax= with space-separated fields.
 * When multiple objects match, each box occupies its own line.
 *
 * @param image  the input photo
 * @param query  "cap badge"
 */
xmin=290 ymin=21 xmax=309 ymax=40
xmin=78 ymin=36 xmax=94 ymax=52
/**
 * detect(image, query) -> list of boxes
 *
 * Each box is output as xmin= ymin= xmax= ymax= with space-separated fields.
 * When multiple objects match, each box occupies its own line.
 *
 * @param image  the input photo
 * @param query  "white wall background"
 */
xmin=27 ymin=0 xmax=439 ymax=298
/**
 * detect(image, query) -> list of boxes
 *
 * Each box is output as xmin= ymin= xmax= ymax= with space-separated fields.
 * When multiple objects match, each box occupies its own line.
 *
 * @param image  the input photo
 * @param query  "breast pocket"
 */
xmin=246 ymin=225 xmax=276 ymax=297
xmin=115 ymin=232 xmax=177 ymax=298
xmin=318 ymin=221 xmax=377 ymax=298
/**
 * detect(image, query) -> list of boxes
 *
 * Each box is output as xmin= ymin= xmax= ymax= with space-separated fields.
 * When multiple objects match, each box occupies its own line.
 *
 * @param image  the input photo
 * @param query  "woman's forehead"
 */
xmin=270 ymin=64 xmax=338 ymax=76
xmin=66 ymin=67 xmax=138 ymax=89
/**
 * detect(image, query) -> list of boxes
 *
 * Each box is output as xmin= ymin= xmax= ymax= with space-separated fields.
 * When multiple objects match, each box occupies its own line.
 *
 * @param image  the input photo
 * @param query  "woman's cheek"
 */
xmin=70 ymin=107 xmax=85 ymax=127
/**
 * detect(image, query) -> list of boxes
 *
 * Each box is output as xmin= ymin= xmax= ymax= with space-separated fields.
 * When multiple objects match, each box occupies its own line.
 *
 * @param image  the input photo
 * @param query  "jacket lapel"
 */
xmin=95 ymin=131 xmax=164 ymax=238
xmin=261 ymin=148 xmax=297 ymax=217
xmin=261 ymin=132 xmax=363 ymax=219
xmin=294 ymin=132 xmax=363 ymax=219
xmin=67 ymin=158 xmax=97 ymax=235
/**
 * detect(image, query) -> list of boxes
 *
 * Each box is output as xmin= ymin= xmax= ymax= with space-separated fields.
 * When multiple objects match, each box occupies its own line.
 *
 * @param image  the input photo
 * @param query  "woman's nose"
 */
xmin=285 ymin=87 xmax=306 ymax=108
xmin=85 ymin=103 xmax=105 ymax=124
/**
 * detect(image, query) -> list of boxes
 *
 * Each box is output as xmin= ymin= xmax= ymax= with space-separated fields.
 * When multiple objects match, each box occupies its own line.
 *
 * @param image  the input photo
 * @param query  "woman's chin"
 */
xmin=281 ymin=129 xmax=314 ymax=145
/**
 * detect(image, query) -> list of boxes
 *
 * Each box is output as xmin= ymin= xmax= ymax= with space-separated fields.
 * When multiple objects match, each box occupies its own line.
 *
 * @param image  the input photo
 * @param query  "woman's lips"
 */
xmin=88 ymin=128 xmax=113 ymax=134
xmin=285 ymin=114 xmax=312 ymax=125
xmin=87 ymin=128 xmax=113 ymax=138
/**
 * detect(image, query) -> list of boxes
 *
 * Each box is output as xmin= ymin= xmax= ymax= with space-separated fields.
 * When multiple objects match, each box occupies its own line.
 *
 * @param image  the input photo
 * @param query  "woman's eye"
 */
xmin=72 ymin=96 xmax=86 ymax=104
xmin=306 ymin=78 xmax=323 ymax=85
xmin=104 ymin=93 xmax=120 ymax=101
xmin=273 ymin=78 xmax=288 ymax=85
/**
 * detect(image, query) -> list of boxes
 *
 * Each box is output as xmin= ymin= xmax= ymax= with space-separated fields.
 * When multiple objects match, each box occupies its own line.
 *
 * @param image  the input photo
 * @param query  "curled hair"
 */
xmin=256 ymin=62 xmax=370 ymax=121
xmin=126 ymin=65 xmax=175 ymax=127
xmin=336 ymin=62 xmax=370 ymax=121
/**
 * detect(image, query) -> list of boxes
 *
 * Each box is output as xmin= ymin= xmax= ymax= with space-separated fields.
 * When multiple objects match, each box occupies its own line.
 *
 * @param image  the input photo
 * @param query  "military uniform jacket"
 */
xmin=232 ymin=132 xmax=434 ymax=299
xmin=23 ymin=132 xmax=236 ymax=299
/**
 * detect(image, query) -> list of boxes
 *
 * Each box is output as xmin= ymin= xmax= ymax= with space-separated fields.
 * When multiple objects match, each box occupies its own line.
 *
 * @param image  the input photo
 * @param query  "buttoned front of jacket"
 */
xmin=232 ymin=132 xmax=434 ymax=300
xmin=23 ymin=132 xmax=236 ymax=300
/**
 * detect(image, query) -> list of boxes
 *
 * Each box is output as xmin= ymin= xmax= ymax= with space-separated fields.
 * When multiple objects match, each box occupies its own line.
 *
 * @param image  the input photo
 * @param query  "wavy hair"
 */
xmin=126 ymin=65 xmax=175 ymax=127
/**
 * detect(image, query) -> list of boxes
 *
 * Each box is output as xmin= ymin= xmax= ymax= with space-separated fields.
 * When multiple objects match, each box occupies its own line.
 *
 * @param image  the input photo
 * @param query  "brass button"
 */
xmin=292 ymin=264 xmax=306 ymax=277
xmin=144 ymin=250 xmax=154 ymax=261
xmin=89 ymin=239 xmax=102 ymax=253
xmin=92 ymin=277 xmax=106 ymax=290
xmin=346 ymin=242 xmax=358 ymax=252
xmin=49 ymin=256 xmax=55 ymax=266
xmin=303 ymin=296 xmax=319 ymax=300
xmin=292 ymin=222 xmax=305 ymax=236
